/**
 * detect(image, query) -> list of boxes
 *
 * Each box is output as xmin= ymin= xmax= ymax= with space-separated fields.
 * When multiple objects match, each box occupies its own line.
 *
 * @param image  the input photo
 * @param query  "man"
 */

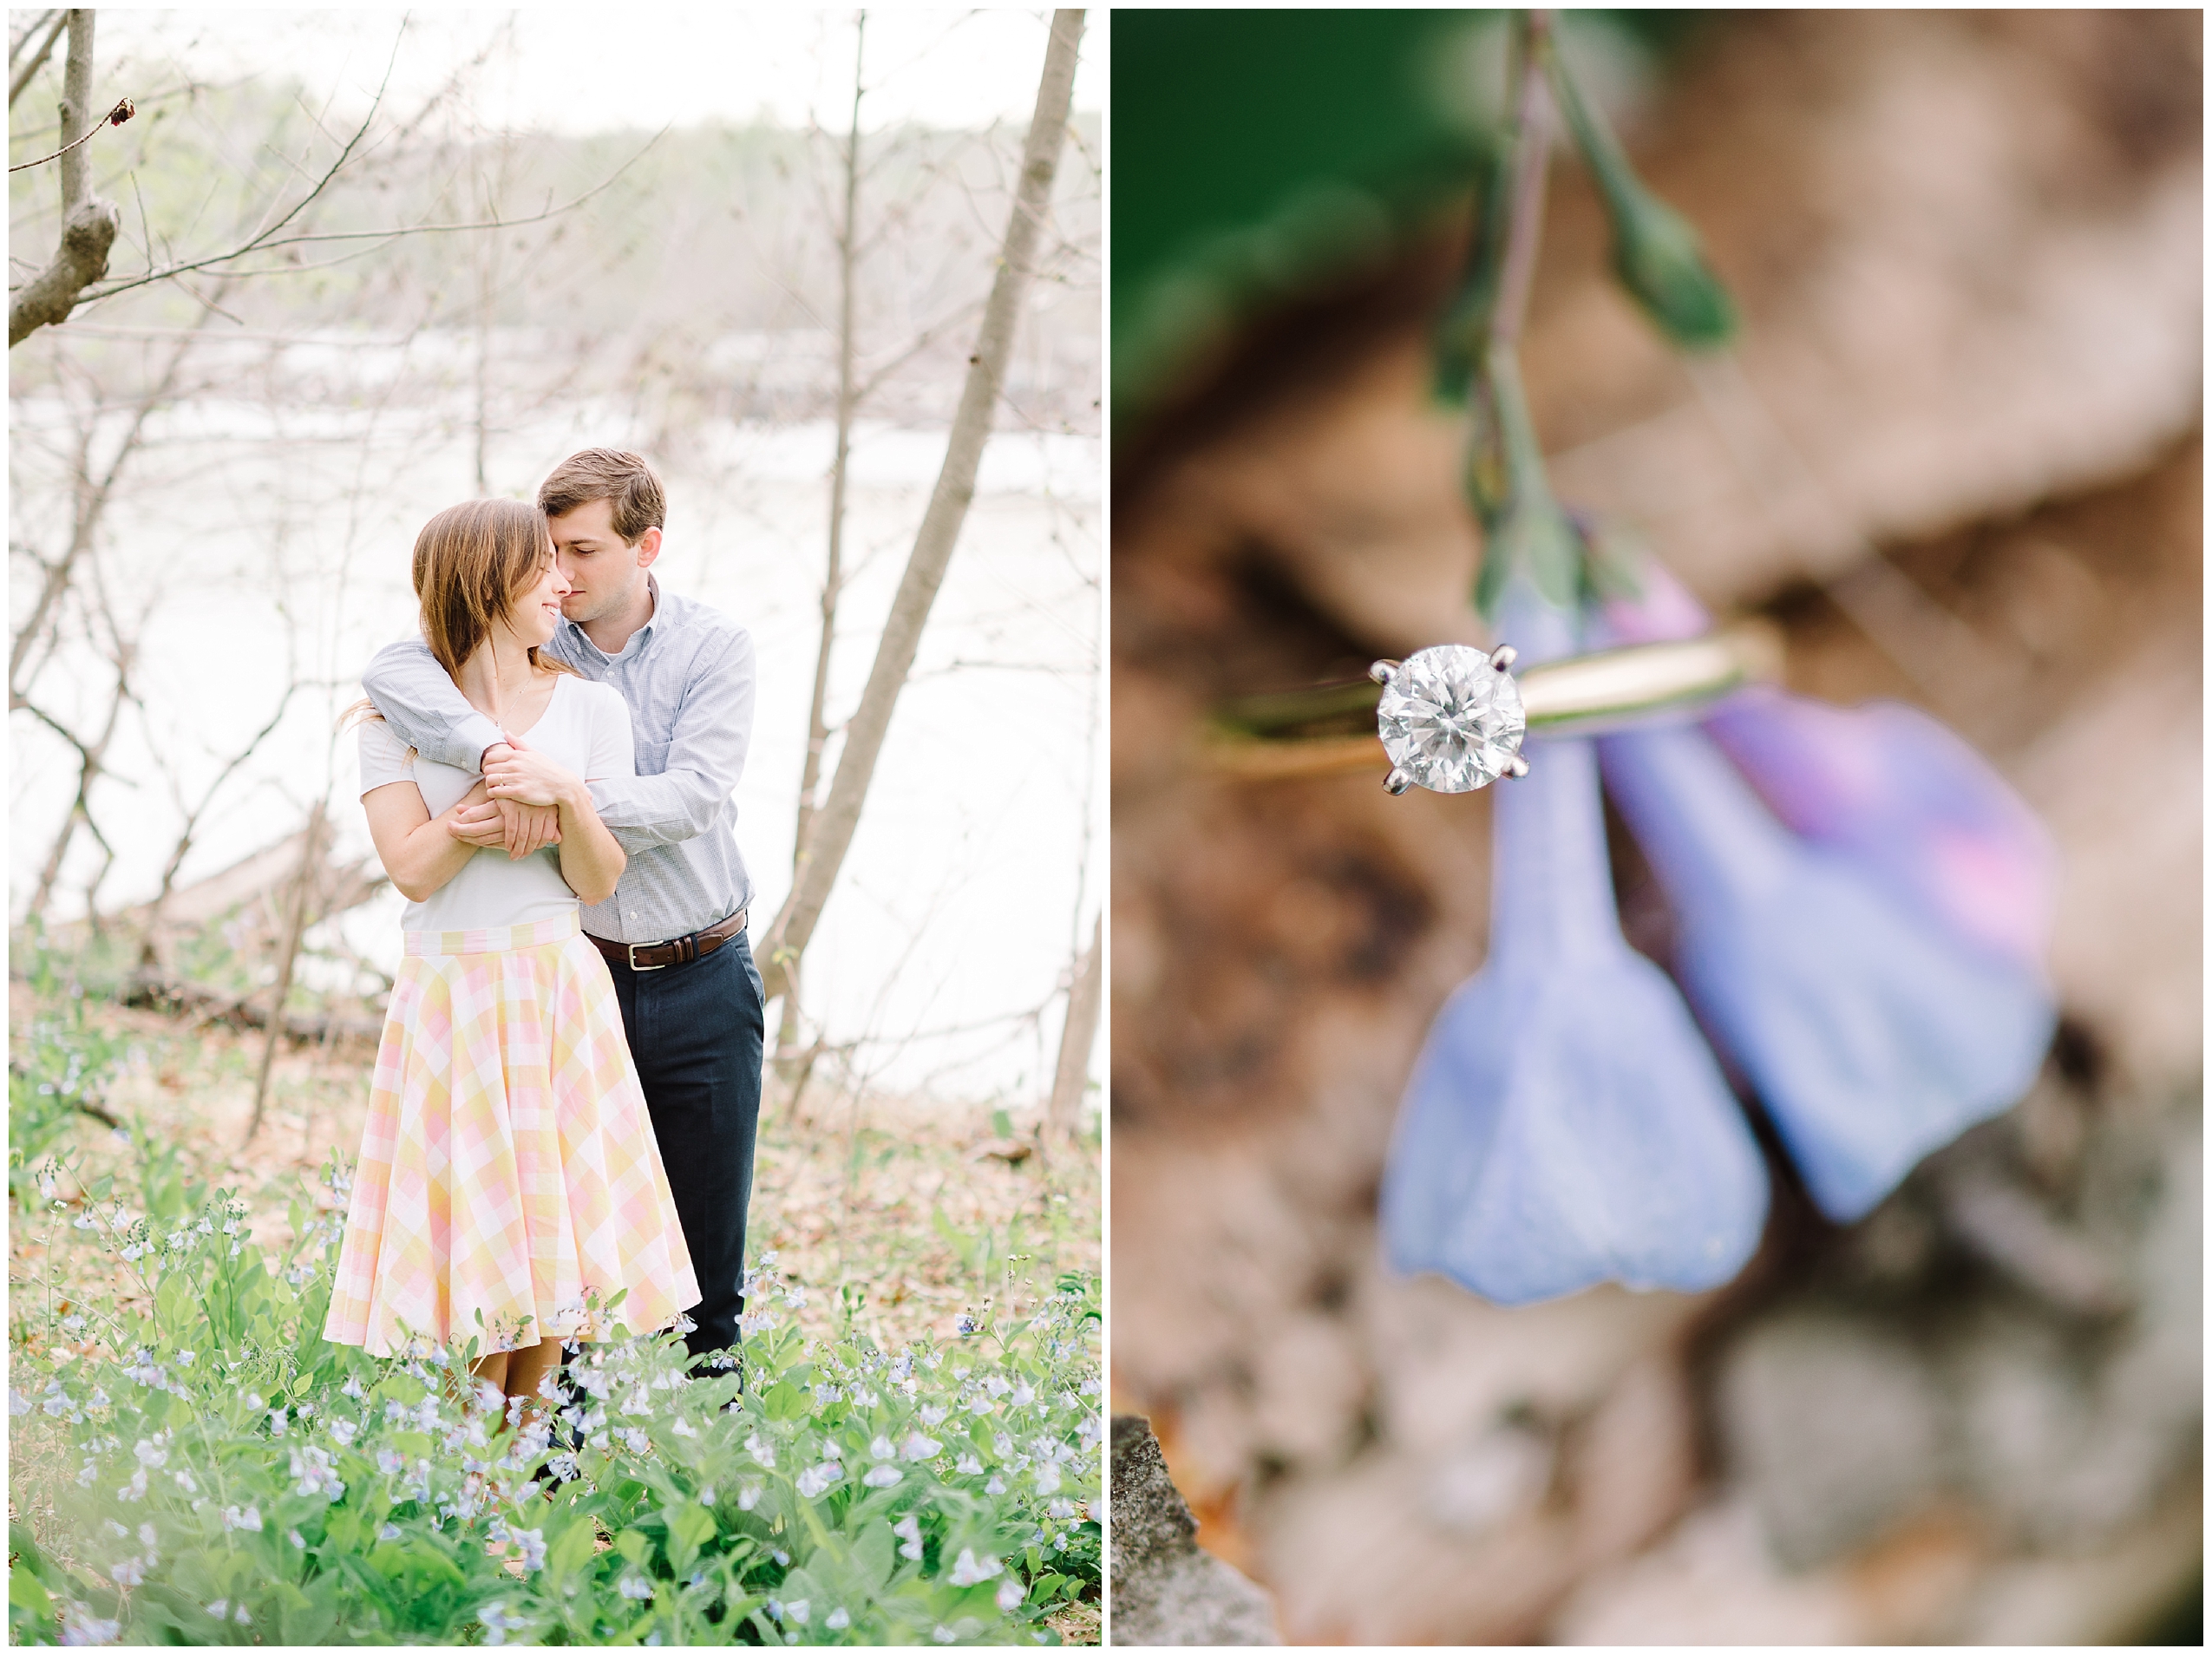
xmin=363 ymin=448 xmax=762 ymax=1369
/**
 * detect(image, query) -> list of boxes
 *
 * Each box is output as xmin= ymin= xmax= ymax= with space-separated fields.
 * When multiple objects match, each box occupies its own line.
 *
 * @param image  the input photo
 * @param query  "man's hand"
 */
xmin=447 ymin=798 xmax=561 ymax=858
xmin=496 ymin=798 xmax=562 ymax=860
xmin=446 ymin=763 xmax=561 ymax=860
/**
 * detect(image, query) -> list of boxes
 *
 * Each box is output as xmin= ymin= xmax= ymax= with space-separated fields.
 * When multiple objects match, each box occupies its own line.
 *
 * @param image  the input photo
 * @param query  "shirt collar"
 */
xmin=568 ymin=572 xmax=665 ymax=660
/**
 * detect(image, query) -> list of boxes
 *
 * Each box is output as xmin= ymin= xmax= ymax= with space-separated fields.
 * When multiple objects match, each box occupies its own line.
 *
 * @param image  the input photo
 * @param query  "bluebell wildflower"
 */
xmin=1598 ymin=716 xmax=2054 ymax=1221
xmin=1602 ymin=560 xmax=2058 ymax=967
xmin=1380 ymin=583 xmax=1770 ymax=1303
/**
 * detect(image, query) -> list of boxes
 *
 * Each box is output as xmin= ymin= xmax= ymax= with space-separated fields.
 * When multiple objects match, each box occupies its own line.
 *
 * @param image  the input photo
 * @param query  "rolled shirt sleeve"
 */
xmin=361 ymin=637 xmax=507 ymax=774
xmin=587 ymin=627 xmax=756 ymax=853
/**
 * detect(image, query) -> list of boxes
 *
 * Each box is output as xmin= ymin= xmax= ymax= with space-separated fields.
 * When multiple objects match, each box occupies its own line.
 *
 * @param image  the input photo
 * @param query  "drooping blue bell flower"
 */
xmin=1596 ymin=721 xmax=2057 ymax=1221
xmin=1700 ymin=691 xmax=2057 ymax=971
xmin=1380 ymin=583 xmax=1770 ymax=1303
xmin=1601 ymin=561 xmax=2058 ymax=971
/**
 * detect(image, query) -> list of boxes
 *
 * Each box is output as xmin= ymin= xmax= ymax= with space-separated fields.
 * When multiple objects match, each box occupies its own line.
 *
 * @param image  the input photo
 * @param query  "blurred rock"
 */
xmin=1361 ymin=1269 xmax=1700 ymax=1459
xmin=2009 ymin=627 xmax=2202 ymax=1091
xmin=1568 ymin=1352 xmax=1699 ymax=1567
xmin=1717 ymin=1313 xmax=1951 ymax=1569
xmin=1256 ymin=1443 xmax=1580 ymax=1644
xmin=1955 ymin=1475 xmax=2204 ymax=1645
xmin=1246 ymin=1311 xmax=1370 ymax=1471
xmin=1551 ymin=1498 xmax=1866 ymax=1645
xmin=1109 ymin=1416 xmax=1279 ymax=1646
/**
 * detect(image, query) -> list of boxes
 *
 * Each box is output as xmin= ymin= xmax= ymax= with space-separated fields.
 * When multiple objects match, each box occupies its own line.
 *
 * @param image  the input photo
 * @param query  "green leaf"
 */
xmin=852 ymin=1519 xmax=895 ymax=1593
xmin=7 ymin=1562 xmax=53 ymax=1624
xmin=664 ymin=1501 xmax=716 ymax=1573
xmin=1606 ymin=186 xmax=1737 ymax=350
xmin=764 ymin=1381 xmax=808 ymax=1423
xmin=546 ymin=1514 xmax=599 ymax=1580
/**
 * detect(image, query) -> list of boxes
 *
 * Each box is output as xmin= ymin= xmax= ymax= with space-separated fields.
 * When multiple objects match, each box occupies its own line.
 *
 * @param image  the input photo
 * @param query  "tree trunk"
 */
xmin=758 ymin=7 xmax=1085 ymax=1004
xmin=244 ymin=800 xmax=325 ymax=1145
xmin=1047 ymin=910 xmax=1102 ymax=1140
xmin=9 ymin=10 xmax=119 ymax=349
xmin=776 ymin=11 xmax=869 ymax=1074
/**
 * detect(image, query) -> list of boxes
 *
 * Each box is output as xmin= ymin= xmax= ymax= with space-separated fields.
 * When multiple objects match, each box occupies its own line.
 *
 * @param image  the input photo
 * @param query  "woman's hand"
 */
xmin=483 ymin=732 xmax=585 ymax=810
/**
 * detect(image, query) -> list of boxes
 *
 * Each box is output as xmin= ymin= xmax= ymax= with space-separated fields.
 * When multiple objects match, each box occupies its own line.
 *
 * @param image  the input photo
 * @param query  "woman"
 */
xmin=323 ymin=498 xmax=699 ymax=1422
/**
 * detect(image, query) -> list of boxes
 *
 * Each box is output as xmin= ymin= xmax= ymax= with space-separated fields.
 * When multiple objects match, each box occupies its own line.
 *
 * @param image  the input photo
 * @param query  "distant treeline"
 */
xmin=9 ymin=70 xmax=1101 ymax=426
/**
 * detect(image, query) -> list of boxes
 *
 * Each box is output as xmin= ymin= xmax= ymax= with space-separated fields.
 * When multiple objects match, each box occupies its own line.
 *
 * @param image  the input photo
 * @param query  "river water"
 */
xmin=10 ymin=393 xmax=1101 ymax=1102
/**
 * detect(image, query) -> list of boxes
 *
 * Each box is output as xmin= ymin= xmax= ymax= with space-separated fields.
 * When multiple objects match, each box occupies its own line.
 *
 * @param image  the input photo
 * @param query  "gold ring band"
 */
xmin=1206 ymin=619 xmax=1783 ymax=782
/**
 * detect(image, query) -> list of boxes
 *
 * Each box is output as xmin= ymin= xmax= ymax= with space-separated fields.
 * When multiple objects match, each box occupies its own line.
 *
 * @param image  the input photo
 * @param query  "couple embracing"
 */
xmin=322 ymin=448 xmax=762 ymax=1423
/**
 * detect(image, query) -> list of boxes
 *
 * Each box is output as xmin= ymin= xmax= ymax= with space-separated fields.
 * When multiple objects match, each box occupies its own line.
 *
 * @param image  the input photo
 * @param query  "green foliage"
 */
xmin=1542 ymin=21 xmax=1738 ymax=351
xmin=1464 ymin=357 xmax=1591 ymax=620
xmin=8 ymin=932 xmax=128 ymax=1202
xmin=9 ymin=1140 xmax=1101 ymax=1647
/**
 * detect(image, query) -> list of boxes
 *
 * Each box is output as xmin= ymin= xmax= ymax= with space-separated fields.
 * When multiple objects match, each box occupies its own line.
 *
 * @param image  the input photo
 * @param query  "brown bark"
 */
xmin=244 ymin=801 xmax=326 ymax=1144
xmin=9 ymin=11 xmax=118 ymax=349
xmin=1046 ymin=911 xmax=1102 ymax=1139
xmin=759 ymin=8 xmax=1086 ymax=1004
xmin=776 ymin=13 xmax=870 ymax=1075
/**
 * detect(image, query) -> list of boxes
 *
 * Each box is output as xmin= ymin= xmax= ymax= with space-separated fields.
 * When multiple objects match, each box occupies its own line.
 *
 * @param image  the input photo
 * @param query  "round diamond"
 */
xmin=1377 ymin=645 xmax=1526 ymax=793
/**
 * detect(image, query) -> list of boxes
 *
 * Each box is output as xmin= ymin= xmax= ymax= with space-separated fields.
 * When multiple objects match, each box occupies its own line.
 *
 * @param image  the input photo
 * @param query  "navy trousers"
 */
xmin=602 ymin=925 xmax=765 ymax=1364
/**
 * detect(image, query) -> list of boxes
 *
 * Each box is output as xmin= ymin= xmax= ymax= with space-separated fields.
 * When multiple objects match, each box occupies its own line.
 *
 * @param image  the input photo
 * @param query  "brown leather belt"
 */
xmin=590 ymin=908 xmax=746 ymax=972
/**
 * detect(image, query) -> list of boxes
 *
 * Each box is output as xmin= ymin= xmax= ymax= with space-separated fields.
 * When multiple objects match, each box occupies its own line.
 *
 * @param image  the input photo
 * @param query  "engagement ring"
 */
xmin=1208 ymin=621 xmax=1783 ymax=790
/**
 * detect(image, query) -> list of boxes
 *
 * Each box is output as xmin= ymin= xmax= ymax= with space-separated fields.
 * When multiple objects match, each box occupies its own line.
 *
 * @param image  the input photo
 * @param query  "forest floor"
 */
xmin=9 ymin=984 xmax=1099 ymax=1352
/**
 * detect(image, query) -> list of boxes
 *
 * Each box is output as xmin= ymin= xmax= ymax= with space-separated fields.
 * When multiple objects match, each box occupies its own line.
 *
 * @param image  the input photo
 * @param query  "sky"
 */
xmin=86 ymin=8 xmax=1104 ymax=138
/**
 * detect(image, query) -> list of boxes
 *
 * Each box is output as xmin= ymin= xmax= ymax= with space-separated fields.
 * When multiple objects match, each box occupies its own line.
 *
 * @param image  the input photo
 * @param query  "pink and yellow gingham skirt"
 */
xmin=323 ymin=912 xmax=700 ymax=1359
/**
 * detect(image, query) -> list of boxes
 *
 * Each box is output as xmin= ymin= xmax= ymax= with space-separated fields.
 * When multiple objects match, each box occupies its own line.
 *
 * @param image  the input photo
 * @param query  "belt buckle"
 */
xmin=626 ymin=940 xmax=669 ymax=972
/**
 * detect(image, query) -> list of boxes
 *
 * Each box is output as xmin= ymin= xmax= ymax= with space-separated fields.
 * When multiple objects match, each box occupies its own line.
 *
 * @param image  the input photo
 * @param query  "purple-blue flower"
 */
xmin=1381 ymin=584 xmax=1769 ymax=1302
xmin=1602 ymin=563 xmax=2058 ymax=970
xmin=1596 ymin=720 xmax=2055 ymax=1221
xmin=1700 ymin=691 xmax=2056 ymax=970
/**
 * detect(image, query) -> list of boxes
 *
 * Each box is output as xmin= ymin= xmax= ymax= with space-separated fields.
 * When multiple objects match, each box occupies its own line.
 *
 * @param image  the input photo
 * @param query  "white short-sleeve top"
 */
xmin=357 ymin=672 xmax=634 ymax=933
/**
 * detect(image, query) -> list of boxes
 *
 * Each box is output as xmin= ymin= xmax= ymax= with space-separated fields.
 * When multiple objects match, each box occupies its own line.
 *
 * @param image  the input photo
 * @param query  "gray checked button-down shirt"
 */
xmin=362 ymin=575 xmax=755 ymax=946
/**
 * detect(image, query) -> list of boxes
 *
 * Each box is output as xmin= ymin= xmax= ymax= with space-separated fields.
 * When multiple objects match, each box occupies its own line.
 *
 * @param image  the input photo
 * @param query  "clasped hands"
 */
xmin=448 ymin=736 xmax=572 ymax=860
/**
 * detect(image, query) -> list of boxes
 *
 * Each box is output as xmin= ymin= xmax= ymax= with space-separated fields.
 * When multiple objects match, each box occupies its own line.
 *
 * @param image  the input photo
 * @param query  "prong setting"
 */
xmin=1374 ymin=643 xmax=1528 ymax=794
xmin=1489 ymin=643 xmax=1518 ymax=673
xmin=1505 ymin=755 xmax=1530 ymax=779
xmin=1384 ymin=767 xmax=1413 ymax=796
xmin=1369 ymin=659 xmax=1400 ymax=686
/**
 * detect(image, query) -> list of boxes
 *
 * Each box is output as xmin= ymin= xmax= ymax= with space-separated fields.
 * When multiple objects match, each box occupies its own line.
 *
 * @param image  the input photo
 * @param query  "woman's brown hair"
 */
xmin=413 ymin=497 xmax=573 ymax=682
xmin=344 ymin=499 xmax=569 ymax=733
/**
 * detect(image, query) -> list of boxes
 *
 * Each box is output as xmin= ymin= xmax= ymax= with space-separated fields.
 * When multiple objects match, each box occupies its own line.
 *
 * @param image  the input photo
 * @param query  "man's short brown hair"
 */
xmin=538 ymin=448 xmax=665 ymax=545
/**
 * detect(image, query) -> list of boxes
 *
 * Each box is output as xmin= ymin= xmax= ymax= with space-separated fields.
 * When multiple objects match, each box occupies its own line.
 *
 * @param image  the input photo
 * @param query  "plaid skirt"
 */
xmin=323 ymin=911 xmax=700 ymax=1359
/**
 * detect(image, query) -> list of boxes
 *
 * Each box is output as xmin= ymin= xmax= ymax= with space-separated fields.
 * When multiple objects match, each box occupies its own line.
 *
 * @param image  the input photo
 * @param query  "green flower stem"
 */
xmin=1487 ymin=10 xmax=1555 ymax=356
xmin=1536 ymin=18 xmax=1738 ymax=349
xmin=1445 ymin=10 xmax=1589 ymax=622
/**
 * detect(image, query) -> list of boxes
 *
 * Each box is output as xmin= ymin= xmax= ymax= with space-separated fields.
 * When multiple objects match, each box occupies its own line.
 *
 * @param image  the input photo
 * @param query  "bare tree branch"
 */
xmin=8 ymin=10 xmax=66 ymax=109
xmin=22 ymin=638 xmax=134 ymax=923
xmin=7 ymin=94 xmax=131 ymax=172
xmin=75 ymin=127 xmax=668 ymax=309
xmin=759 ymin=8 xmax=1086 ymax=1004
xmin=140 ymin=679 xmax=304 ymax=962
xmin=9 ymin=12 xmax=118 ymax=347
xmin=10 ymin=285 xmax=224 ymax=700
xmin=793 ymin=11 xmax=867 ymax=881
